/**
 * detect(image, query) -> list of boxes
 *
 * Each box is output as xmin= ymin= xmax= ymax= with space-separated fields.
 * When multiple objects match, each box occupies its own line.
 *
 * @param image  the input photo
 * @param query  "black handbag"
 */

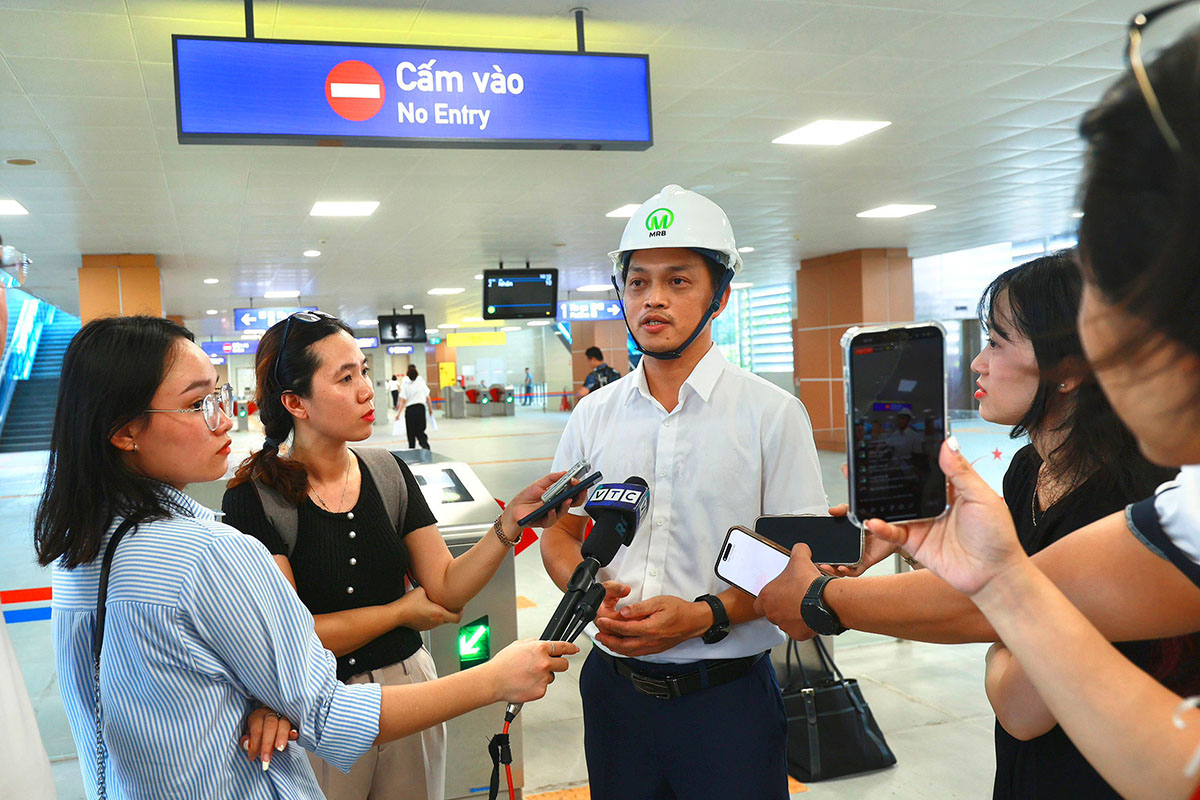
xmin=782 ymin=637 xmax=897 ymax=782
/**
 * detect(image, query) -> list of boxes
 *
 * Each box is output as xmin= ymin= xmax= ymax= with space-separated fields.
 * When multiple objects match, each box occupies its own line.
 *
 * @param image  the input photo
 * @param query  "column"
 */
xmin=793 ymin=248 xmax=913 ymax=452
xmin=77 ymin=254 xmax=163 ymax=322
xmin=570 ymin=320 xmax=630 ymax=394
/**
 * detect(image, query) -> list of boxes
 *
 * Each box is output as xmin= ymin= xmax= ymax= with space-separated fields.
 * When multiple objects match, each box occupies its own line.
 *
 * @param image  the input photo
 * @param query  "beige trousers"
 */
xmin=308 ymin=647 xmax=446 ymax=800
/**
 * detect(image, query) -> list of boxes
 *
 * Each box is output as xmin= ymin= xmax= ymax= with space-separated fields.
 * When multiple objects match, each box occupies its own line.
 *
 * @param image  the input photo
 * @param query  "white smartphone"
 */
xmin=714 ymin=525 xmax=791 ymax=597
xmin=541 ymin=458 xmax=591 ymax=503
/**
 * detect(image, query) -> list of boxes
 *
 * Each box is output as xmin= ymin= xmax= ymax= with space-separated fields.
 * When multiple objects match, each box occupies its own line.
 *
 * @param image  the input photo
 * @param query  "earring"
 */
xmin=132 ymin=442 xmax=139 ymax=452
xmin=1059 ymin=383 xmax=1067 ymax=390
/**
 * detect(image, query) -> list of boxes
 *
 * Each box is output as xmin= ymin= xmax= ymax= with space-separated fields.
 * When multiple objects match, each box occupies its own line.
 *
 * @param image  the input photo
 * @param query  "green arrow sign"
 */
xmin=458 ymin=615 xmax=491 ymax=670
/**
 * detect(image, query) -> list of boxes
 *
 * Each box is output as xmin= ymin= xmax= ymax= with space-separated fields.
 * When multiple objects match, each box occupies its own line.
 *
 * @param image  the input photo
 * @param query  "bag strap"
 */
xmin=802 ymin=687 xmax=821 ymax=779
xmin=351 ymin=447 xmax=407 ymax=534
xmin=787 ymin=637 xmax=818 ymax=690
xmin=814 ymin=637 xmax=845 ymax=683
xmin=251 ymin=478 xmax=299 ymax=557
xmin=93 ymin=516 xmax=138 ymax=800
xmin=253 ymin=448 xmax=407 ymax=557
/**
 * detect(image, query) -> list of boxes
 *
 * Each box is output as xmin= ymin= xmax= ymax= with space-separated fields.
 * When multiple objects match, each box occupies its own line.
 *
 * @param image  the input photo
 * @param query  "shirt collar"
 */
xmin=625 ymin=344 xmax=728 ymax=408
xmin=158 ymin=483 xmax=217 ymax=522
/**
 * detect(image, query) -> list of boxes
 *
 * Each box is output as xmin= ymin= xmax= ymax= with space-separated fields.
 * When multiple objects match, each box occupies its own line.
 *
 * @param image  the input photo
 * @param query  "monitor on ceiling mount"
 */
xmin=378 ymin=313 xmax=427 ymax=344
xmin=482 ymin=269 xmax=557 ymax=320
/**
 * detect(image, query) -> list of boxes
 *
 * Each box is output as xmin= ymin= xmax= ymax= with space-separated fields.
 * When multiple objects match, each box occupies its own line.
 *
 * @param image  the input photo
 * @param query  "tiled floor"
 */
xmin=1 ymin=406 xmax=1017 ymax=799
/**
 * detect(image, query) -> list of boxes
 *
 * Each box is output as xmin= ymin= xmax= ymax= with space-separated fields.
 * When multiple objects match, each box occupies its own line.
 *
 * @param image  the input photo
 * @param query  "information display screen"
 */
xmin=379 ymin=314 xmax=427 ymax=344
xmin=174 ymin=36 xmax=652 ymax=150
xmin=482 ymin=269 xmax=557 ymax=320
xmin=415 ymin=468 xmax=475 ymax=505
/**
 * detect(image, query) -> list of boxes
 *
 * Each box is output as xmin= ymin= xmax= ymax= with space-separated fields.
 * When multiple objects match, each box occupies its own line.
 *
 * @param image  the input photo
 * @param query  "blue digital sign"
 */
xmin=202 ymin=340 xmax=259 ymax=357
xmin=558 ymin=300 xmax=624 ymax=322
xmin=233 ymin=306 xmax=317 ymax=332
xmin=174 ymin=36 xmax=652 ymax=150
xmin=355 ymin=336 xmax=379 ymax=349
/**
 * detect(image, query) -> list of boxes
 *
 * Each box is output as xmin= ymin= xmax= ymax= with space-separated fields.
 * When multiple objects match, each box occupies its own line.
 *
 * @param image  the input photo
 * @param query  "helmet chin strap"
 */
xmin=610 ymin=268 xmax=735 ymax=361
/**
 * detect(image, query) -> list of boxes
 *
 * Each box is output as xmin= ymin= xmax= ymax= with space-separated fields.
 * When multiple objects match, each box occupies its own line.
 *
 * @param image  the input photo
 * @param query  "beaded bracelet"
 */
xmin=493 ymin=514 xmax=520 ymax=548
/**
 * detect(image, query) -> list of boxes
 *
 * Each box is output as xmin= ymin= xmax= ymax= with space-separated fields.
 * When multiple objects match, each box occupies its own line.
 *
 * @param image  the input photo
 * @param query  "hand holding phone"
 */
xmin=714 ymin=526 xmax=791 ymax=597
xmin=518 ymin=471 xmax=602 ymax=528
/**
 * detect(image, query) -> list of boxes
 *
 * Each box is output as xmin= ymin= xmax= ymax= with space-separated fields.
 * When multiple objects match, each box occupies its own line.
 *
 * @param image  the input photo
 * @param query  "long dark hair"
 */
xmin=978 ymin=252 xmax=1174 ymax=499
xmin=34 ymin=316 xmax=195 ymax=568
xmin=228 ymin=312 xmax=354 ymax=505
xmin=1078 ymin=28 xmax=1200 ymax=367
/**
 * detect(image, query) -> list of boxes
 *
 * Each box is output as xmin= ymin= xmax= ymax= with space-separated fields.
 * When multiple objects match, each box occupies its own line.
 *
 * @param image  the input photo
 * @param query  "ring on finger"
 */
xmin=550 ymin=643 xmax=557 ymax=657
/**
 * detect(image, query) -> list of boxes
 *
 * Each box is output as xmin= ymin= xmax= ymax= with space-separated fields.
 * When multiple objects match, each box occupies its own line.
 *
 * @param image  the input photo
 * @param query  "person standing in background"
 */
xmin=523 ymin=367 xmax=533 ymax=406
xmin=387 ymin=375 xmax=400 ymax=412
xmin=398 ymin=365 xmax=431 ymax=450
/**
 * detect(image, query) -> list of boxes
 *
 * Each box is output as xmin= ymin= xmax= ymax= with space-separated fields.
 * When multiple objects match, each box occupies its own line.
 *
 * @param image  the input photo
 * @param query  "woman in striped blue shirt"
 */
xmin=36 ymin=315 xmax=577 ymax=798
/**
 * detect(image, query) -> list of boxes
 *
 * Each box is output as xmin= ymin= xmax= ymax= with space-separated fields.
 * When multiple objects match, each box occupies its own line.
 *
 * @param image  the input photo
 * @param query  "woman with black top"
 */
xmin=970 ymin=253 xmax=1200 ymax=798
xmin=222 ymin=311 xmax=579 ymax=800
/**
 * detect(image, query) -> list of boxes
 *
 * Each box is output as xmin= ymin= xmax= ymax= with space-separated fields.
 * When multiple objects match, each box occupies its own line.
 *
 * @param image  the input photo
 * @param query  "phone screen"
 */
xmin=714 ymin=527 xmax=791 ymax=597
xmin=847 ymin=324 xmax=947 ymax=523
xmin=754 ymin=516 xmax=862 ymax=565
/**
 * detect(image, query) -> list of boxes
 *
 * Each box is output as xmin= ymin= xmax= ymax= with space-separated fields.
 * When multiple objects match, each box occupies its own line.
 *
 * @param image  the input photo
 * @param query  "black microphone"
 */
xmin=506 ymin=476 xmax=649 ymax=721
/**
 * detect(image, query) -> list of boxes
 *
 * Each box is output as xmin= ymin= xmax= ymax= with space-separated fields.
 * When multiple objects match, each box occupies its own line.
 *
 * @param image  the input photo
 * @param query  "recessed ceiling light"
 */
xmin=206 ymin=309 xmax=219 ymax=315
xmin=203 ymin=278 xmax=220 ymax=285
xmin=501 ymin=326 xmax=521 ymax=332
xmin=356 ymin=318 xmax=378 ymax=327
xmin=856 ymin=204 xmax=936 ymax=219
xmin=474 ymin=274 xmax=484 ymax=280
xmin=309 ymin=201 xmax=379 ymax=217
xmin=425 ymin=328 xmax=439 ymax=334
xmin=438 ymin=323 xmax=459 ymax=329
xmin=730 ymin=282 xmax=754 ymax=290
xmin=4 ymin=158 xmax=37 ymax=166
xmin=303 ymin=249 xmax=321 ymax=257
xmin=401 ymin=304 xmax=414 ymax=310
xmin=605 ymin=204 xmax=640 ymax=218
xmin=576 ymin=284 xmax=612 ymax=293
xmin=1071 ymin=211 xmax=1085 ymax=219
xmin=428 ymin=287 xmax=465 ymax=295
xmin=773 ymin=120 xmax=891 ymax=146
xmin=0 ymin=199 xmax=29 ymax=215
xmin=527 ymin=320 xmax=552 ymax=326
xmin=737 ymin=246 xmax=754 ymax=253
xmin=264 ymin=290 xmax=301 ymax=299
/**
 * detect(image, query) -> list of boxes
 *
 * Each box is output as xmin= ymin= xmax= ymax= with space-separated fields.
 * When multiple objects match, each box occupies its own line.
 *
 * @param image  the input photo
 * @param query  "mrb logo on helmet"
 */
xmin=645 ymin=207 xmax=674 ymax=238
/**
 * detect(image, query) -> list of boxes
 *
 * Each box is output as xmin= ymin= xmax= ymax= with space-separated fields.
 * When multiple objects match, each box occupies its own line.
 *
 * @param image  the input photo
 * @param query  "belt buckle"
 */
xmin=629 ymin=671 xmax=674 ymax=700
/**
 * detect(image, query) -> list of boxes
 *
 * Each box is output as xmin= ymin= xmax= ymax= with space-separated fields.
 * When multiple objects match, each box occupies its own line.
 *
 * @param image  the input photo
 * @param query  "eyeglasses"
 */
xmin=145 ymin=383 xmax=234 ymax=432
xmin=1127 ymin=0 xmax=1200 ymax=154
xmin=273 ymin=310 xmax=337 ymax=389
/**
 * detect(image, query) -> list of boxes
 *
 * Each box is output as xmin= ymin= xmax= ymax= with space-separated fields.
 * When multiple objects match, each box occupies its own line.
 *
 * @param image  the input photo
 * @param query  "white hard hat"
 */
xmin=608 ymin=185 xmax=743 ymax=277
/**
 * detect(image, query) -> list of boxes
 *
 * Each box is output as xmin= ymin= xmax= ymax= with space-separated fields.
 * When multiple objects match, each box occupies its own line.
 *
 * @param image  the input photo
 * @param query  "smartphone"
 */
xmin=714 ymin=526 xmax=792 ymax=597
xmin=518 ymin=471 xmax=603 ymax=527
xmin=542 ymin=458 xmax=591 ymax=503
xmin=754 ymin=515 xmax=863 ymax=566
xmin=843 ymin=322 xmax=949 ymax=526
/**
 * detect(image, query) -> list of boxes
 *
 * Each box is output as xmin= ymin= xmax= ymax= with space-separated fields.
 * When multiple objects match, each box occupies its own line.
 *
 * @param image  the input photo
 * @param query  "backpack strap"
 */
xmin=351 ymin=446 xmax=408 ymax=535
xmin=251 ymin=478 xmax=300 ymax=558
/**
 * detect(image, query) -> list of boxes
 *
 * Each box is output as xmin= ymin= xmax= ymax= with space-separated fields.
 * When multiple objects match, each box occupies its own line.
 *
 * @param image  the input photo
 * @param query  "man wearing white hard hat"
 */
xmin=541 ymin=185 xmax=827 ymax=799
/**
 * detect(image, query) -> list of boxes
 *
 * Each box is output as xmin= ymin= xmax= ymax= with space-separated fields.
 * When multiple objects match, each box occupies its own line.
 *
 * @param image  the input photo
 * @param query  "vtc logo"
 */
xmin=645 ymin=207 xmax=674 ymax=237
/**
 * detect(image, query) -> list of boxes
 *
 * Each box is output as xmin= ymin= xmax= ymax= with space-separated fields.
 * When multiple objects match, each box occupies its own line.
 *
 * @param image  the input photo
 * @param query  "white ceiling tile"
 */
xmin=130 ymin=15 xmax=248 ymax=64
xmin=972 ymin=19 xmax=1125 ymax=65
xmin=0 ymin=9 xmax=137 ymax=60
xmin=8 ymin=57 xmax=144 ymax=97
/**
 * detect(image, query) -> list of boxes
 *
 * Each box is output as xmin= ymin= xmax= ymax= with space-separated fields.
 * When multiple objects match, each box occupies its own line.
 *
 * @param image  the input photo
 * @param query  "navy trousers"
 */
xmin=579 ymin=648 xmax=790 ymax=800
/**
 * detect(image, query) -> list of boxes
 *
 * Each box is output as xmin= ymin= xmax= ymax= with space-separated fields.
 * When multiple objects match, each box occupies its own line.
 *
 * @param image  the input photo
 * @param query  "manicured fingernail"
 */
xmin=242 ymin=740 xmax=249 ymax=751
xmin=946 ymin=435 xmax=961 ymax=453
xmin=261 ymin=759 xmax=270 ymax=771
xmin=276 ymin=743 xmax=286 ymax=752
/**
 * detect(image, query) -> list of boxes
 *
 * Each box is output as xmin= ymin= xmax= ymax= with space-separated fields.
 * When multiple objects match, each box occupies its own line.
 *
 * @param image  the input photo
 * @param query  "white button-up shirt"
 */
xmin=552 ymin=345 xmax=827 ymax=663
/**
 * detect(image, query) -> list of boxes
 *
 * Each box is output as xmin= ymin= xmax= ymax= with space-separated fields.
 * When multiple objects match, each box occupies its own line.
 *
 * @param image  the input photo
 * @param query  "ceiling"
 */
xmin=0 ymin=0 xmax=1151 ymax=336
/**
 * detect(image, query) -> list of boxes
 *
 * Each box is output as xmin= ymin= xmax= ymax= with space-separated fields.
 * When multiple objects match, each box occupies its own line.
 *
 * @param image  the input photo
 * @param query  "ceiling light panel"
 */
xmin=856 ymin=204 xmax=937 ymax=219
xmin=773 ymin=120 xmax=891 ymax=146
xmin=309 ymin=201 xmax=379 ymax=217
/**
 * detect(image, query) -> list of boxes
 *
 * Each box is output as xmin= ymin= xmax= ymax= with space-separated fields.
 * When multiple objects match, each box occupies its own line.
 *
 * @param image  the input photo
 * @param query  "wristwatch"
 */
xmin=801 ymin=576 xmax=847 ymax=636
xmin=695 ymin=594 xmax=730 ymax=644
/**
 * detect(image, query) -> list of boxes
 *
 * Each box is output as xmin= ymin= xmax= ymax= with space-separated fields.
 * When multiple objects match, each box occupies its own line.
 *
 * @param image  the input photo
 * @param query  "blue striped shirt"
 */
xmin=52 ymin=486 xmax=382 ymax=799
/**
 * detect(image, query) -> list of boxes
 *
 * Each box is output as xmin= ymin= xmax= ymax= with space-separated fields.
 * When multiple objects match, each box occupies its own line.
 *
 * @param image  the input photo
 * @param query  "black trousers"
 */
xmin=579 ymin=648 xmax=789 ymax=800
xmin=405 ymin=404 xmax=429 ymax=449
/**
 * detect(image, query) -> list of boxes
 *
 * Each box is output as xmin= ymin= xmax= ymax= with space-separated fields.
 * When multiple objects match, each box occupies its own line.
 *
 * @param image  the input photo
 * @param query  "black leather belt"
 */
xmin=594 ymin=648 xmax=765 ymax=700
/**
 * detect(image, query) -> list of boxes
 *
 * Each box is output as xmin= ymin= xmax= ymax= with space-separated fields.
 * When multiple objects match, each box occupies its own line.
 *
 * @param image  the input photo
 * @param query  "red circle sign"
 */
xmin=325 ymin=61 xmax=386 ymax=121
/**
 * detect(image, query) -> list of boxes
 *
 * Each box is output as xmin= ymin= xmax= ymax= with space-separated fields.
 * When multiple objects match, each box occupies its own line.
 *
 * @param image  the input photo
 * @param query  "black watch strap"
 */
xmin=695 ymin=594 xmax=730 ymax=644
xmin=801 ymin=575 xmax=847 ymax=636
